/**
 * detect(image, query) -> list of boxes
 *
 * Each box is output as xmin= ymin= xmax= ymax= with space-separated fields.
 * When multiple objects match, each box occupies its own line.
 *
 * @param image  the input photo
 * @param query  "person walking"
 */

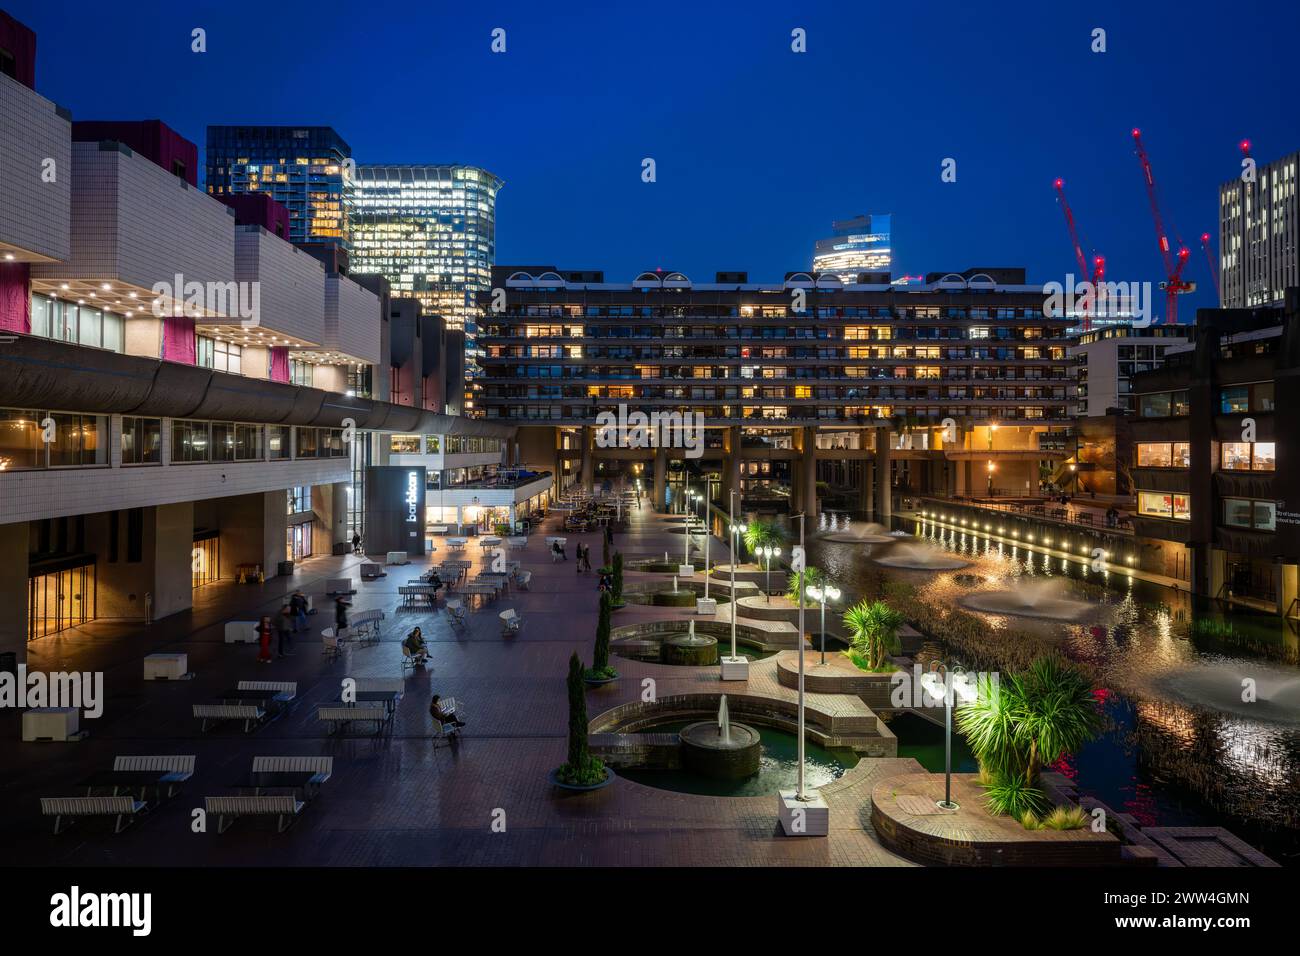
xmin=256 ymin=615 xmax=274 ymax=664
xmin=576 ymin=541 xmax=584 ymax=574
xmin=290 ymin=589 xmax=308 ymax=633
xmin=334 ymin=596 xmax=350 ymax=640
xmin=583 ymin=543 xmax=593 ymax=573
xmin=276 ymin=605 xmax=294 ymax=658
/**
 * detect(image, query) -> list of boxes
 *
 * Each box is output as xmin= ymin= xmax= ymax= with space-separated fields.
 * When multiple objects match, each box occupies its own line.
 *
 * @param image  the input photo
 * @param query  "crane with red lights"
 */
xmin=1053 ymin=177 xmax=1105 ymax=331
xmin=1201 ymin=232 xmax=1220 ymax=304
xmin=1131 ymin=129 xmax=1193 ymax=325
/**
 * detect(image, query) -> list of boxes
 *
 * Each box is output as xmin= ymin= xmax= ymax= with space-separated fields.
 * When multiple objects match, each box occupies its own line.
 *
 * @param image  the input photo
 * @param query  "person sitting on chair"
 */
xmin=403 ymin=627 xmax=429 ymax=666
xmin=430 ymin=694 xmax=465 ymax=730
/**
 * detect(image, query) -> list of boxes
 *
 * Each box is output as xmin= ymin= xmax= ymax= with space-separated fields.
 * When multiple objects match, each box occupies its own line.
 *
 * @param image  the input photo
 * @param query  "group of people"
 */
xmin=255 ymin=589 xmax=311 ymax=663
xmin=573 ymin=541 xmax=594 ymax=573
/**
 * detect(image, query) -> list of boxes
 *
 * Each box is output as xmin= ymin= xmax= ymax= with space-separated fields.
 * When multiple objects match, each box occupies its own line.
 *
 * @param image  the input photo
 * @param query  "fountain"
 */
xmin=823 ymin=519 xmax=906 ymax=545
xmin=672 ymin=575 xmax=678 ymax=592
xmin=661 ymin=619 xmax=719 ymax=666
xmin=818 ymin=513 xmax=827 ymax=532
xmin=1158 ymin=664 xmax=1300 ymax=726
xmin=679 ymin=695 xmax=761 ymax=779
xmin=873 ymin=542 xmax=970 ymax=570
xmin=830 ymin=514 xmax=840 ymax=532
xmin=958 ymin=579 xmax=1099 ymax=622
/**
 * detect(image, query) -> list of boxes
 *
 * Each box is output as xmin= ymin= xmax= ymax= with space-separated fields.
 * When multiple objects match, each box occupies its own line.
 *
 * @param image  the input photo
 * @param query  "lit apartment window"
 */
xmin=1221 ymin=441 xmax=1275 ymax=471
xmin=389 ymin=434 xmax=423 ymax=453
xmin=1137 ymin=491 xmax=1191 ymax=520
xmin=1135 ymin=442 xmax=1190 ymax=468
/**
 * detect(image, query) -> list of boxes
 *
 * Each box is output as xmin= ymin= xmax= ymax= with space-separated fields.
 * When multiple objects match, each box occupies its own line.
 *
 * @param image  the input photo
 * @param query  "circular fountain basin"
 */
xmin=959 ymin=590 xmax=1098 ymax=622
xmin=661 ymin=632 xmax=719 ymax=666
xmin=679 ymin=720 xmax=761 ymax=779
xmin=873 ymin=549 xmax=970 ymax=571
xmin=651 ymin=590 xmax=698 ymax=608
xmin=822 ymin=532 xmax=901 ymax=544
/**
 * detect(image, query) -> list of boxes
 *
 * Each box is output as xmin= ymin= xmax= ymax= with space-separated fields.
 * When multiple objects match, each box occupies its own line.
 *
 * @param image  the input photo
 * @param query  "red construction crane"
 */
xmin=1131 ymin=129 xmax=1193 ymax=325
xmin=1201 ymin=232 xmax=1220 ymax=304
xmin=1053 ymin=178 xmax=1105 ymax=331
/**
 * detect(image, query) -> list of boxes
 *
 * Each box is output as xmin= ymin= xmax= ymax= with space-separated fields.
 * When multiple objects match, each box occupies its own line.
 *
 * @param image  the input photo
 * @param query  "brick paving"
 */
xmin=0 ymin=502 xmax=918 ymax=866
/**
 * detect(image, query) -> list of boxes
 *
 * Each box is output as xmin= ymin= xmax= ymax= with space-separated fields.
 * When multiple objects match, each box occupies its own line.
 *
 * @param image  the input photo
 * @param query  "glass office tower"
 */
xmin=812 ymin=214 xmax=892 ymax=282
xmin=350 ymin=164 xmax=503 ymax=377
xmin=205 ymin=125 xmax=352 ymax=257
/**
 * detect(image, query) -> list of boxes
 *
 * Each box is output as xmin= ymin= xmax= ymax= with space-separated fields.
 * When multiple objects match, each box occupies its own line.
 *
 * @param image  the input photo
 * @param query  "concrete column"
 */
xmin=654 ymin=445 xmax=667 ymax=511
xmin=84 ymin=503 xmax=194 ymax=623
xmin=217 ymin=491 xmax=288 ymax=581
xmin=801 ymin=427 xmax=818 ymax=519
xmin=0 ymin=522 xmax=29 ymax=665
xmin=875 ymin=430 xmax=892 ymax=521
xmin=580 ymin=426 xmax=594 ymax=494
xmin=312 ymin=482 xmax=350 ymax=557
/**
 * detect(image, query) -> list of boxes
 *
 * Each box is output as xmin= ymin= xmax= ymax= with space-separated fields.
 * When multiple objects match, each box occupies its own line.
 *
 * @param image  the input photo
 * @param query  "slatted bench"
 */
xmin=317 ymin=704 xmax=389 ymax=735
xmin=113 ymin=755 xmax=196 ymax=797
xmin=347 ymin=608 xmax=385 ymax=644
xmin=194 ymin=703 xmax=265 ymax=733
xmin=41 ymin=796 xmax=145 ymax=834
xmin=237 ymin=680 xmax=297 ymax=712
xmin=398 ymin=584 xmax=441 ymax=608
xmin=204 ymin=795 xmax=304 ymax=833
xmin=250 ymin=756 xmax=333 ymax=797
xmin=352 ymin=677 xmax=405 ymax=697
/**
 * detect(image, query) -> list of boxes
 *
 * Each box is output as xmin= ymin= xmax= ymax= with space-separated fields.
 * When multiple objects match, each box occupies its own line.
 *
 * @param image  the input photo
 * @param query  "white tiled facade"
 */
xmin=32 ymin=143 xmax=236 ymax=292
xmin=224 ymin=225 xmax=327 ymax=343
xmin=1220 ymin=151 xmax=1300 ymax=308
xmin=324 ymin=274 xmax=382 ymax=364
xmin=0 ymin=73 xmax=71 ymax=261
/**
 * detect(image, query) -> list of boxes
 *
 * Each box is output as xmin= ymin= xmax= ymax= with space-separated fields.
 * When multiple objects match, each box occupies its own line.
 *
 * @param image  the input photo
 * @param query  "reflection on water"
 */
xmin=807 ymin=515 xmax=1300 ymax=862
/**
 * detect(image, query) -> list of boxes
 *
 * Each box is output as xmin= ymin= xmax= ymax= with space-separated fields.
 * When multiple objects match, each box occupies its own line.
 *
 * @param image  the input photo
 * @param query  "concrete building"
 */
xmin=477 ymin=265 xmax=1075 ymax=517
xmin=1219 ymin=148 xmax=1300 ymax=308
xmin=1128 ymin=293 xmax=1299 ymax=613
xmin=812 ymin=215 xmax=892 ymax=283
xmin=0 ymin=13 xmax=511 ymax=664
xmin=1069 ymin=323 xmax=1189 ymax=417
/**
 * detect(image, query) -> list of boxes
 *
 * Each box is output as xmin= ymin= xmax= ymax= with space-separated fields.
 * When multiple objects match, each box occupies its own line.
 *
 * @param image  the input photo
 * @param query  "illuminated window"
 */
xmin=1136 ymin=442 xmax=1190 ymax=468
xmin=1138 ymin=491 xmax=1191 ymax=520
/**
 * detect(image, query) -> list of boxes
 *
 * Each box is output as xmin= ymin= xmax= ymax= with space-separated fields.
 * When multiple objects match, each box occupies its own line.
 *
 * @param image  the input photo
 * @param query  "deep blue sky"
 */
xmin=12 ymin=0 xmax=1300 ymax=319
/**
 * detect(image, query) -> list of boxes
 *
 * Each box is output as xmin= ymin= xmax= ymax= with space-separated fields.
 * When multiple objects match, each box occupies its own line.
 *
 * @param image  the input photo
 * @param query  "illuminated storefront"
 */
xmin=27 ymin=556 xmax=96 ymax=642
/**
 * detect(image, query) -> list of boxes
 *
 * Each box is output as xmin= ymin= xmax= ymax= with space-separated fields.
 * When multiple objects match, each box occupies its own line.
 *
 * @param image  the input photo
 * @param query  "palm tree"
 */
xmin=842 ymin=599 xmax=904 ymax=671
xmin=955 ymin=656 xmax=1101 ymax=817
xmin=785 ymin=566 xmax=824 ymax=606
xmin=743 ymin=518 xmax=783 ymax=555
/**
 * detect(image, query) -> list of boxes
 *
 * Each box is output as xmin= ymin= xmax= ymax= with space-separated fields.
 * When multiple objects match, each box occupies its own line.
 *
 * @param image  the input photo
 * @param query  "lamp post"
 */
xmin=986 ymin=460 xmax=995 ymax=497
xmin=759 ymin=545 xmax=780 ymax=603
xmin=721 ymin=490 xmax=750 ymax=680
xmin=1069 ymin=462 xmax=1078 ymax=496
xmin=698 ymin=492 xmax=711 ymax=600
xmin=920 ymin=659 xmax=974 ymax=811
xmin=806 ymin=582 xmax=841 ymax=666
xmin=794 ymin=514 xmax=807 ymax=801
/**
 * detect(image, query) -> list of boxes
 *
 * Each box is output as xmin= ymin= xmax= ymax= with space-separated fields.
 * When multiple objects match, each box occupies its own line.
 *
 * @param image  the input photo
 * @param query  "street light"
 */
xmin=805 ymin=581 xmax=841 ymax=665
xmin=919 ymin=659 xmax=977 ymax=811
xmin=986 ymin=460 xmax=996 ymax=497
xmin=758 ymin=545 xmax=781 ymax=602
xmin=729 ymin=512 xmax=744 ymax=657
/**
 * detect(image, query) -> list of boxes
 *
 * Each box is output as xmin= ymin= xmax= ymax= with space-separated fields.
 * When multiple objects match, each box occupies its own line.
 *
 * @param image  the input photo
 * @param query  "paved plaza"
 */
xmin=1 ymin=504 xmax=920 ymax=867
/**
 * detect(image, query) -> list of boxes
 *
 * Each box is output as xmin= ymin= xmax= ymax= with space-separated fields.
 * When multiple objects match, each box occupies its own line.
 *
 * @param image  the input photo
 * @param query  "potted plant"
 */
xmin=583 ymin=591 xmax=619 ymax=684
xmin=841 ymin=599 xmax=904 ymax=671
xmin=955 ymin=656 xmax=1101 ymax=821
xmin=551 ymin=652 xmax=613 ymax=790
xmin=610 ymin=551 xmax=626 ymax=609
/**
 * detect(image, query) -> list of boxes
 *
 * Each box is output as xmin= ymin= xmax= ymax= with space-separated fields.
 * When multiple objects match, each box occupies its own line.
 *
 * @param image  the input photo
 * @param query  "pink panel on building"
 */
xmin=269 ymin=346 xmax=290 ymax=383
xmin=0 ymin=263 xmax=31 ymax=334
xmin=162 ymin=315 xmax=196 ymax=364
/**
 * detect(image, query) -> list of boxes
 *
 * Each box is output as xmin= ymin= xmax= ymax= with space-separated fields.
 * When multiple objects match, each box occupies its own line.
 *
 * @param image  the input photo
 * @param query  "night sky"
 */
xmin=11 ymin=0 xmax=1299 ymax=319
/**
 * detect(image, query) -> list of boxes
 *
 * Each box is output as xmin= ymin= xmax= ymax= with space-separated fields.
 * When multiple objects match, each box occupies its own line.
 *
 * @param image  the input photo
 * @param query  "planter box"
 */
xmin=777 ymin=789 xmax=829 ymax=836
xmin=720 ymin=656 xmax=750 ymax=681
xmin=143 ymin=653 xmax=190 ymax=680
xmin=678 ymin=564 xmax=695 ymax=577
xmin=386 ymin=551 xmax=410 ymax=565
xmin=22 ymin=708 xmax=80 ymax=742
xmin=224 ymin=621 xmax=258 ymax=644
xmin=695 ymin=598 xmax=718 ymax=615
xmin=326 ymin=578 xmax=356 ymax=595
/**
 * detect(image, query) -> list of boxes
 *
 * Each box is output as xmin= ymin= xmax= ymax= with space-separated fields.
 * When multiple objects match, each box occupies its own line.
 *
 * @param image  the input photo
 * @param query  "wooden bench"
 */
xmin=204 ymin=795 xmax=304 ymax=833
xmin=347 ymin=608 xmax=385 ymax=644
xmin=317 ymin=704 xmax=389 ymax=735
xmin=41 ymin=796 xmax=145 ymax=834
xmin=193 ymin=703 xmax=265 ymax=733
xmin=224 ymin=621 xmax=258 ymax=644
xmin=113 ymin=755 xmax=196 ymax=797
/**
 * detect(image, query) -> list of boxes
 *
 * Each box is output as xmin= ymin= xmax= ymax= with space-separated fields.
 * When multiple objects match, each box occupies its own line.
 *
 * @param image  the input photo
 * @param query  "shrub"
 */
xmin=584 ymin=591 xmax=617 ymax=680
xmin=557 ymin=652 xmax=606 ymax=786
xmin=981 ymin=772 xmax=1051 ymax=819
xmin=784 ymin=566 xmax=825 ymax=607
xmin=842 ymin=599 xmax=904 ymax=671
xmin=1042 ymin=805 xmax=1090 ymax=831
xmin=611 ymin=551 xmax=624 ymax=602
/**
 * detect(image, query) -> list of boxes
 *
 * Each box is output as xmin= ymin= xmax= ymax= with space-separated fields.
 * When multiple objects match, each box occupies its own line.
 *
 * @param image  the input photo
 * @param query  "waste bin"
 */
xmin=277 ymin=560 xmax=295 ymax=577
